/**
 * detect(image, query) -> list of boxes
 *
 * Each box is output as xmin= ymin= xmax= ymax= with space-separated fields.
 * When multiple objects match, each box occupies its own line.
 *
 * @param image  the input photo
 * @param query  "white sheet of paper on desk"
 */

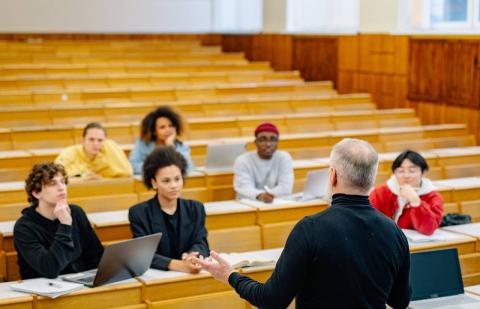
xmin=239 ymin=198 xmax=292 ymax=208
xmin=402 ymin=229 xmax=460 ymax=243
xmin=10 ymin=278 xmax=83 ymax=298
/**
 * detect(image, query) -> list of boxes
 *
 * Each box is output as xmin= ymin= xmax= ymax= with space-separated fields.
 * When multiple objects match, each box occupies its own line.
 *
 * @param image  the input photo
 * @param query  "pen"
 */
xmin=47 ymin=281 xmax=63 ymax=288
xmin=264 ymin=185 xmax=272 ymax=194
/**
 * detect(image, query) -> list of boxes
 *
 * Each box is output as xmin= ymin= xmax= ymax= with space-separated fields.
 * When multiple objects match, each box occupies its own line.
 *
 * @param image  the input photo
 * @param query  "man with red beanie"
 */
xmin=233 ymin=122 xmax=294 ymax=203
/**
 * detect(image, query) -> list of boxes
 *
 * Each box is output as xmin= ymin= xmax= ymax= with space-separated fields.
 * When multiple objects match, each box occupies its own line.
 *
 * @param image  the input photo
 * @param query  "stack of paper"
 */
xmin=10 ymin=278 xmax=83 ymax=298
xmin=402 ymin=229 xmax=460 ymax=243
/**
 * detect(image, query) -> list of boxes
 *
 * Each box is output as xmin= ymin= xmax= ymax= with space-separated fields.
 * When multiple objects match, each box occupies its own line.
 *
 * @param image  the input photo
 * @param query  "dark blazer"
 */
xmin=128 ymin=196 xmax=209 ymax=270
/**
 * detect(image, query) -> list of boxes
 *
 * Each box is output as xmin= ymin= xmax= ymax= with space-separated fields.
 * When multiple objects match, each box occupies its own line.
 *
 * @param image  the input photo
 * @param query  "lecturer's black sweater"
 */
xmin=228 ymin=194 xmax=411 ymax=309
xmin=14 ymin=204 xmax=104 ymax=279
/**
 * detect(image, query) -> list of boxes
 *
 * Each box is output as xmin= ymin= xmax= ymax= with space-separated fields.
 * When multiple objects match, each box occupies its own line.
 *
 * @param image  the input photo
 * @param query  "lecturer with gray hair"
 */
xmin=196 ymin=138 xmax=411 ymax=309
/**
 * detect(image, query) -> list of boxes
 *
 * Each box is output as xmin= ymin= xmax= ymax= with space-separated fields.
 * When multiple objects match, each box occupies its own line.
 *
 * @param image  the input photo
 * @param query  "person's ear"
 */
xmin=32 ymin=190 xmax=42 ymax=200
xmin=330 ymin=167 xmax=338 ymax=187
xmin=151 ymin=178 xmax=157 ymax=190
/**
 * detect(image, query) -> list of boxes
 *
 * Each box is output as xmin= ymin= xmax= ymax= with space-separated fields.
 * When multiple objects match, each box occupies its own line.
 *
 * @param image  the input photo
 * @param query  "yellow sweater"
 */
xmin=55 ymin=139 xmax=133 ymax=178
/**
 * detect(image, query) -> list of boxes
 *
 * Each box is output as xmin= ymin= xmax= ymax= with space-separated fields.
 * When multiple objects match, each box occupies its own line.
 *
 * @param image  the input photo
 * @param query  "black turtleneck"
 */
xmin=13 ymin=204 xmax=104 ymax=279
xmin=228 ymin=193 xmax=411 ymax=309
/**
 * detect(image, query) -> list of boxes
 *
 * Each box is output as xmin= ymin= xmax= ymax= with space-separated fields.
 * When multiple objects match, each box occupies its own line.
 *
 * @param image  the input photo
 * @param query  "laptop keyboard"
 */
xmin=73 ymin=275 xmax=96 ymax=285
xmin=412 ymin=294 xmax=479 ymax=308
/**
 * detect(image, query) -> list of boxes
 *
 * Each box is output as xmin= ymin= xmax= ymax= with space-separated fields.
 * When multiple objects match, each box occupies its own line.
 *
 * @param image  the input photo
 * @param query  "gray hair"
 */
xmin=330 ymin=138 xmax=378 ymax=193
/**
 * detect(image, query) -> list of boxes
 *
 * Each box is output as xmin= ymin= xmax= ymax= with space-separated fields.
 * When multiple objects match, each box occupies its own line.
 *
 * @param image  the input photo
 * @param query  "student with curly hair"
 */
xmin=129 ymin=106 xmax=193 ymax=175
xmin=128 ymin=146 xmax=208 ymax=273
xmin=14 ymin=162 xmax=103 ymax=279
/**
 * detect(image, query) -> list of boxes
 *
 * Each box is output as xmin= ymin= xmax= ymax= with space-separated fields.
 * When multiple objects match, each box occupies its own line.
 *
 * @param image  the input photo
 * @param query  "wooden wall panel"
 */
xmin=221 ymin=34 xmax=338 ymax=83
xmin=292 ymin=36 xmax=338 ymax=84
xmin=409 ymin=39 xmax=480 ymax=108
xmin=337 ymin=35 xmax=409 ymax=109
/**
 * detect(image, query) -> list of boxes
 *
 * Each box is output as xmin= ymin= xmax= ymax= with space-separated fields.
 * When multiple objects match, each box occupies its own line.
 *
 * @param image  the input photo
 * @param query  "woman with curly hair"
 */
xmin=128 ymin=146 xmax=208 ymax=273
xmin=129 ymin=106 xmax=193 ymax=175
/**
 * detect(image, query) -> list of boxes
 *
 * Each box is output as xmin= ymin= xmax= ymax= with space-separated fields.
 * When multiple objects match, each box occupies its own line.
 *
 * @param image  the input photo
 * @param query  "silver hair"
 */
xmin=330 ymin=138 xmax=379 ymax=192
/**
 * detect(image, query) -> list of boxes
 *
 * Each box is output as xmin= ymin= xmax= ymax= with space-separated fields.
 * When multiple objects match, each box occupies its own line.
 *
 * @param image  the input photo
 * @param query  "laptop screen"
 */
xmin=410 ymin=248 xmax=464 ymax=301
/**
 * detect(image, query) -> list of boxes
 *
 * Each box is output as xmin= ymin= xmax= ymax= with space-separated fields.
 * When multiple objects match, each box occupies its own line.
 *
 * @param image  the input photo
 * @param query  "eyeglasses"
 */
xmin=256 ymin=137 xmax=279 ymax=144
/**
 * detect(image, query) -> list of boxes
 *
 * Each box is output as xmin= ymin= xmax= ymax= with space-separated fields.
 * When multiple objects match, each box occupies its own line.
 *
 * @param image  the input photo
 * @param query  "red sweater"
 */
xmin=369 ymin=184 xmax=444 ymax=235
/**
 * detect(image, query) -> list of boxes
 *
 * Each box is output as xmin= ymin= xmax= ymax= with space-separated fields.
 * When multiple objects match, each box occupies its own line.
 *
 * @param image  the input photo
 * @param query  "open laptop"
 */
xmin=409 ymin=248 xmax=480 ymax=308
xmin=204 ymin=142 xmax=246 ymax=172
xmin=285 ymin=168 xmax=329 ymax=202
xmin=62 ymin=233 xmax=162 ymax=287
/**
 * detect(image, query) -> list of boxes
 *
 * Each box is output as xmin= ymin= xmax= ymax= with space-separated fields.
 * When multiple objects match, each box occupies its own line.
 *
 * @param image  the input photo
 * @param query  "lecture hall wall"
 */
xmin=0 ymin=0 xmax=479 ymax=142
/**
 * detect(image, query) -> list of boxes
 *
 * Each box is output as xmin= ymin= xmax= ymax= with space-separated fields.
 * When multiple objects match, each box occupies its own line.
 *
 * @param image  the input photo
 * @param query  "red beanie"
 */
xmin=254 ymin=122 xmax=279 ymax=136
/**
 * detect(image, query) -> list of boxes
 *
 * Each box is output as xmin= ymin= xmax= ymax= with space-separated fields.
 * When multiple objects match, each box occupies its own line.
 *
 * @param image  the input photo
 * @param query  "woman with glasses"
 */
xmin=233 ymin=122 xmax=294 ymax=203
xmin=369 ymin=149 xmax=443 ymax=235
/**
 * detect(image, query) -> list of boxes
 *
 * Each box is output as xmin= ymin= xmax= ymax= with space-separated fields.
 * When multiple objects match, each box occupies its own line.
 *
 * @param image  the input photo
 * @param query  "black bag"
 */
xmin=440 ymin=213 xmax=472 ymax=227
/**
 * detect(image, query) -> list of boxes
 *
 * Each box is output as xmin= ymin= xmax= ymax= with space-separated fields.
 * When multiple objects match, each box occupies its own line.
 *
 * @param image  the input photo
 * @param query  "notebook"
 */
xmin=10 ymin=278 xmax=83 ymax=298
xmin=402 ymin=229 xmax=460 ymax=243
xmin=409 ymin=248 xmax=480 ymax=309
xmin=62 ymin=233 xmax=161 ymax=287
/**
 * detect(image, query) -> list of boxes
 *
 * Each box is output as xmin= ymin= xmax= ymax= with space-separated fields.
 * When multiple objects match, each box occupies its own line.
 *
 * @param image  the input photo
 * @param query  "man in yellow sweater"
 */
xmin=55 ymin=123 xmax=132 ymax=179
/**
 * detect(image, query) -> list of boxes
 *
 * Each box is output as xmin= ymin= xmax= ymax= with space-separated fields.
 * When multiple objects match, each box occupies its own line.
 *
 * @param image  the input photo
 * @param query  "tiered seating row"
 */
xmin=0 ymin=81 xmax=334 ymax=106
xmin=0 ymin=71 xmax=302 ymax=91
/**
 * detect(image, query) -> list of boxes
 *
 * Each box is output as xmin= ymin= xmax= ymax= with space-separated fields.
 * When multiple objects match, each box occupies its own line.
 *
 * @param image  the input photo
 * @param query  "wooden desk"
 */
xmin=443 ymin=223 xmax=480 ymax=249
xmin=138 ymin=248 xmax=282 ymax=308
xmin=434 ymin=177 xmax=480 ymax=202
xmin=241 ymin=199 xmax=328 ymax=249
xmin=88 ymin=210 xmax=131 ymax=242
xmin=0 ymin=282 xmax=33 ymax=309
xmin=35 ymin=278 xmax=143 ymax=309
xmin=408 ymin=230 xmax=477 ymax=255
xmin=204 ymin=201 xmax=260 ymax=252
xmin=0 ymin=222 xmax=17 ymax=282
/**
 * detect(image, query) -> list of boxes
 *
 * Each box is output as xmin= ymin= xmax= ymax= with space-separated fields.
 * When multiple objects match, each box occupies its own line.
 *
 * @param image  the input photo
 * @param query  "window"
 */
xmin=211 ymin=0 xmax=263 ymax=33
xmin=286 ymin=0 xmax=359 ymax=33
xmin=399 ymin=0 xmax=480 ymax=32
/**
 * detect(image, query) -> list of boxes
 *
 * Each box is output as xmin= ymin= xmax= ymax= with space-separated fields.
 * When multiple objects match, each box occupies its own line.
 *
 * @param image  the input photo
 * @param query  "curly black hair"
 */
xmin=142 ymin=146 xmax=187 ymax=189
xmin=25 ymin=162 xmax=68 ymax=207
xmin=140 ymin=106 xmax=183 ymax=143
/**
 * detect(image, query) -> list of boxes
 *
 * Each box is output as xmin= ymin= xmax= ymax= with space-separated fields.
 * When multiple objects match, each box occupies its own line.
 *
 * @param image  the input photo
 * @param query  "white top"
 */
xmin=233 ymin=151 xmax=294 ymax=200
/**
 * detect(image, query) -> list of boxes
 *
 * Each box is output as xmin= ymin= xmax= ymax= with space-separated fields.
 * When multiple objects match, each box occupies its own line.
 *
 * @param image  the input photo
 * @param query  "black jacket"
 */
xmin=228 ymin=194 xmax=411 ymax=309
xmin=128 ymin=196 xmax=209 ymax=270
xmin=14 ymin=204 xmax=104 ymax=279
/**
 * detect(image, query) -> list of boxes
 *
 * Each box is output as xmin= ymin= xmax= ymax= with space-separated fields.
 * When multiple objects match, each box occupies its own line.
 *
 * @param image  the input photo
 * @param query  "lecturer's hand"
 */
xmin=194 ymin=250 xmax=235 ymax=284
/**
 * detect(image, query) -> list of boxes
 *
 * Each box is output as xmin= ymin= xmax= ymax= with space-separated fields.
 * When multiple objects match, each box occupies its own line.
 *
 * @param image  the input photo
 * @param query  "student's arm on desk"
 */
xmin=128 ymin=209 xmax=171 ymax=271
xmin=227 ymin=219 xmax=311 ymax=308
xmin=13 ymin=222 xmax=75 ymax=279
